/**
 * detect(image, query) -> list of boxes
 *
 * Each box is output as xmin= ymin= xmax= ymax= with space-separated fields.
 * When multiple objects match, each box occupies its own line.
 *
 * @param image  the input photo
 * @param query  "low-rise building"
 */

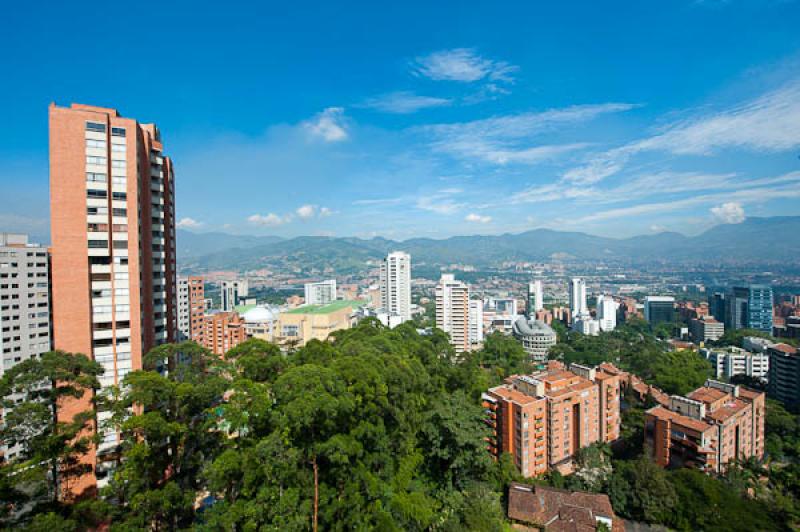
xmin=483 ymin=362 xmax=620 ymax=477
xmin=767 ymin=343 xmax=800 ymax=409
xmin=512 ymin=317 xmax=557 ymax=365
xmin=275 ymin=300 xmax=362 ymax=348
xmin=645 ymin=380 xmax=765 ymax=473
xmin=238 ymin=304 xmax=280 ymax=342
xmin=689 ymin=316 xmax=724 ymax=343
xmin=507 ymin=483 xmax=623 ymax=532
xmin=700 ymin=346 xmax=769 ymax=381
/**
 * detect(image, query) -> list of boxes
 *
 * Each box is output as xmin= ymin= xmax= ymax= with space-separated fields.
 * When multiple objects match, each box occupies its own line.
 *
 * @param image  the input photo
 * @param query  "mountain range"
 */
xmin=177 ymin=216 xmax=800 ymax=273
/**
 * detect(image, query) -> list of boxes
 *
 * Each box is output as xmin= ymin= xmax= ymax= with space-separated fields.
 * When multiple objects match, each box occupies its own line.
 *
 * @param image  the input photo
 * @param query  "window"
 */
xmin=111 ymin=160 xmax=126 ymax=168
xmin=87 ymin=189 xmax=107 ymax=199
xmin=112 ymin=192 xmax=127 ymax=200
xmin=112 ymin=176 xmax=126 ymax=185
xmin=112 ymin=208 xmax=127 ymax=217
xmin=111 ymin=143 xmax=126 ymax=152
xmin=112 ymin=241 xmax=128 ymax=249
xmin=88 ymin=206 xmax=108 ymax=215
xmin=89 ymin=256 xmax=111 ymax=266
xmin=86 ymin=155 xmax=106 ymax=165
xmin=111 ymin=127 xmax=126 ymax=137
xmin=86 ymin=122 xmax=106 ymax=133
xmin=86 ymin=139 xmax=106 ymax=149
xmin=88 ymin=240 xmax=108 ymax=249
xmin=90 ymin=273 xmax=111 ymax=282
xmin=86 ymin=172 xmax=107 ymax=183
xmin=87 ymin=223 xmax=108 ymax=232
xmin=112 ymin=224 xmax=127 ymax=232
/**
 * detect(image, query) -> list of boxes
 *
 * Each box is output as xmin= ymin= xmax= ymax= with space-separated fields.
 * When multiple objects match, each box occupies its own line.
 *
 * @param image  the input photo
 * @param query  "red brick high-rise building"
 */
xmin=482 ymin=362 xmax=621 ymax=477
xmin=203 ymin=312 xmax=248 ymax=356
xmin=49 ymin=103 xmax=177 ymax=497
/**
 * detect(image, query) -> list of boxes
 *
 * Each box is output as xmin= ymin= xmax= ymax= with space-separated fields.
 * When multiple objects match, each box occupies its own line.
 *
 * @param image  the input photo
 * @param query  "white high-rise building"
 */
xmin=305 ymin=279 xmax=337 ymax=306
xmin=221 ymin=279 xmax=249 ymax=312
xmin=569 ymin=278 xmax=588 ymax=318
xmin=596 ymin=294 xmax=618 ymax=332
xmin=527 ymin=280 xmax=544 ymax=316
xmin=380 ymin=251 xmax=411 ymax=322
xmin=469 ymin=299 xmax=484 ymax=345
xmin=435 ymin=274 xmax=470 ymax=352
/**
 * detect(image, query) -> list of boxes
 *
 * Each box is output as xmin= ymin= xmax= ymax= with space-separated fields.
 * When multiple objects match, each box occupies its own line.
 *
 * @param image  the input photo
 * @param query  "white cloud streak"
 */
xmin=304 ymin=107 xmax=348 ymax=142
xmin=247 ymin=213 xmax=290 ymax=226
xmin=361 ymin=91 xmax=451 ymax=114
xmin=465 ymin=213 xmax=492 ymax=223
xmin=710 ymin=202 xmax=745 ymax=224
xmin=412 ymin=48 xmax=518 ymax=83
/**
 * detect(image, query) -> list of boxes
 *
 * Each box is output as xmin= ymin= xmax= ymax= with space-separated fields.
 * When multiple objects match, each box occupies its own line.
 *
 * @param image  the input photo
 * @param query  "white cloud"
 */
xmin=649 ymin=224 xmax=667 ymax=233
xmin=710 ymin=202 xmax=746 ymax=224
xmin=465 ymin=213 xmax=492 ymax=223
xmin=362 ymin=91 xmax=451 ymax=114
xmin=422 ymin=103 xmax=637 ymax=165
xmin=296 ymin=204 xmax=316 ymax=219
xmin=412 ymin=48 xmax=518 ymax=82
xmin=319 ymin=207 xmax=332 ymax=217
xmin=247 ymin=213 xmax=289 ymax=226
xmin=176 ymin=217 xmax=204 ymax=229
xmin=303 ymin=107 xmax=348 ymax=142
xmin=415 ymin=188 xmax=465 ymax=215
xmin=563 ymin=78 xmax=800 ymax=183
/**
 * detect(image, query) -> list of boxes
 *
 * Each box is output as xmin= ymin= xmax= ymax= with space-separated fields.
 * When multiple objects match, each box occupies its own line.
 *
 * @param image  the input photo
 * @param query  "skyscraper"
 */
xmin=379 ymin=251 xmax=411 ymax=322
xmin=304 ymin=279 xmax=337 ymax=306
xmin=728 ymin=285 xmax=773 ymax=333
xmin=177 ymin=276 xmax=205 ymax=342
xmin=221 ymin=279 xmax=248 ymax=312
xmin=569 ymin=278 xmax=588 ymax=319
xmin=49 ymin=103 xmax=177 ymax=496
xmin=527 ymin=280 xmax=544 ymax=317
xmin=596 ymin=294 xmax=618 ymax=332
xmin=468 ymin=299 xmax=484 ymax=346
xmin=0 ymin=234 xmax=51 ymax=462
xmin=644 ymin=296 xmax=675 ymax=325
xmin=435 ymin=274 xmax=470 ymax=352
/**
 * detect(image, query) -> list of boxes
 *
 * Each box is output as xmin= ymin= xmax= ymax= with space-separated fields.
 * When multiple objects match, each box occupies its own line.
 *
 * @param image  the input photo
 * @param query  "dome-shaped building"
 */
xmin=239 ymin=305 xmax=280 ymax=341
xmin=512 ymin=316 xmax=557 ymax=365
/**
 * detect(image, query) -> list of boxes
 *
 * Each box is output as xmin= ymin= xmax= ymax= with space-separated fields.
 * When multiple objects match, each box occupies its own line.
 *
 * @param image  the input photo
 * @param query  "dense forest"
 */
xmin=1 ymin=319 xmax=799 ymax=530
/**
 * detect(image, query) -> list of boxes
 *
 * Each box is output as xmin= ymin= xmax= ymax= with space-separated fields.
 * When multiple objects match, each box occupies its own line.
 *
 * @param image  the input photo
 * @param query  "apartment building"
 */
xmin=435 ymin=274 xmax=470 ymax=352
xmin=304 ymin=279 xmax=337 ymax=306
xmin=645 ymin=380 xmax=765 ymax=473
xmin=468 ymin=299 xmax=484 ymax=346
xmin=221 ymin=279 xmax=248 ymax=312
xmin=177 ymin=275 xmax=205 ymax=342
xmin=0 ymin=234 xmax=51 ymax=462
xmin=49 ymin=103 xmax=177 ymax=497
xmin=379 ymin=252 xmax=411 ymax=322
xmin=527 ymin=280 xmax=543 ymax=317
xmin=202 ymin=312 xmax=247 ymax=356
xmin=700 ymin=346 xmax=769 ymax=381
xmin=483 ymin=362 xmax=620 ymax=477
xmin=767 ymin=343 xmax=800 ymax=409
xmin=512 ymin=317 xmax=557 ymax=365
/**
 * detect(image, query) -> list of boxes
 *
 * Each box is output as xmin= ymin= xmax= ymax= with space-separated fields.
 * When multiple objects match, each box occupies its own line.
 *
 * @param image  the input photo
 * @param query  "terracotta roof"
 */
xmin=508 ymin=483 xmax=623 ymax=532
xmin=706 ymin=399 xmax=748 ymax=423
xmin=489 ymin=385 xmax=541 ymax=406
xmin=738 ymin=387 xmax=764 ymax=401
xmin=548 ymin=379 xmax=596 ymax=398
xmin=687 ymin=387 xmax=728 ymax=405
xmin=771 ymin=343 xmax=798 ymax=355
xmin=647 ymin=405 xmax=713 ymax=433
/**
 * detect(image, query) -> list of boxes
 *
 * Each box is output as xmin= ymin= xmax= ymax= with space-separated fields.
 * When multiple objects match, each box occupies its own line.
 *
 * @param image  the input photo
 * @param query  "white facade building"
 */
xmin=527 ymin=280 xmax=544 ymax=315
xmin=701 ymin=347 xmax=770 ymax=381
xmin=573 ymin=317 xmax=600 ymax=336
xmin=304 ymin=279 xmax=337 ymax=306
xmin=221 ymin=279 xmax=249 ymax=312
xmin=379 ymin=251 xmax=411 ymax=323
xmin=469 ymin=299 xmax=484 ymax=345
xmin=569 ymin=278 xmax=588 ymax=319
xmin=512 ymin=317 xmax=557 ymax=365
xmin=435 ymin=274 xmax=470 ymax=352
xmin=596 ymin=294 xmax=618 ymax=332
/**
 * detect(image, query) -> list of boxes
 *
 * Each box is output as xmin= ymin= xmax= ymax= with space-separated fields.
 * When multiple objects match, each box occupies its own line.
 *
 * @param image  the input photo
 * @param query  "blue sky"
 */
xmin=1 ymin=0 xmax=800 ymax=241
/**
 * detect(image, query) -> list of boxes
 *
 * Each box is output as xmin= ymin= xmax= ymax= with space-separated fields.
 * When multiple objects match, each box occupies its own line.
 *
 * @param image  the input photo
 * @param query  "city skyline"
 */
xmin=1 ymin=2 xmax=800 ymax=241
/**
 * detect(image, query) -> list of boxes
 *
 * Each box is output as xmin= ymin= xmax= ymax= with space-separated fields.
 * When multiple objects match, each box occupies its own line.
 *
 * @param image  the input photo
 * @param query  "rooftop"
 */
xmin=647 ymin=405 xmax=713 ymax=433
xmin=508 ymin=483 xmax=621 ymax=532
xmin=687 ymin=387 xmax=728 ymax=405
xmin=286 ymin=299 xmax=364 ymax=315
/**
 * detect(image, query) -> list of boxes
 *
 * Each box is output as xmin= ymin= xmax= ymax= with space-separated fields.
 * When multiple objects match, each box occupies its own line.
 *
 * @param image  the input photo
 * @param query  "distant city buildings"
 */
xmin=435 ymin=274 xmax=470 ymax=352
xmin=569 ymin=278 xmax=588 ymax=319
xmin=238 ymin=304 xmax=280 ymax=342
xmin=644 ymin=296 xmax=675 ymax=325
xmin=483 ymin=361 xmax=620 ymax=477
xmin=49 ymin=103 xmax=177 ymax=495
xmin=700 ymin=346 xmax=769 ymax=381
xmin=645 ymin=380 xmax=765 ymax=473
xmin=177 ymin=276 xmax=205 ymax=342
xmin=221 ymin=279 xmax=249 ymax=312
xmin=379 ymin=252 xmax=411 ymax=323
xmin=512 ymin=317 xmax=557 ymax=365
xmin=276 ymin=300 xmax=361 ymax=348
xmin=0 ymin=234 xmax=51 ymax=462
xmin=767 ymin=343 xmax=800 ymax=409
xmin=484 ymin=297 xmax=519 ymax=335
xmin=689 ymin=315 xmax=724 ymax=343
xmin=304 ymin=279 xmax=337 ymax=306
xmin=468 ymin=299 xmax=484 ymax=346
